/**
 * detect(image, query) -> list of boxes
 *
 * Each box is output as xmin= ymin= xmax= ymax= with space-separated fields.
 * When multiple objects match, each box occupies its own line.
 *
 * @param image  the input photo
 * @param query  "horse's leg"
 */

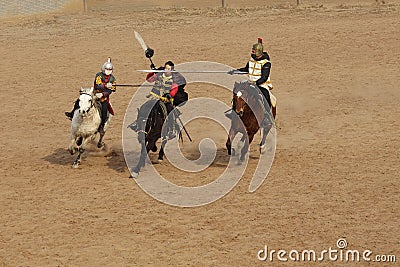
xmin=131 ymin=140 xmax=147 ymax=178
xmin=72 ymin=137 xmax=91 ymax=168
xmin=97 ymin=131 xmax=105 ymax=148
xmin=260 ymin=122 xmax=273 ymax=154
xmin=226 ymin=127 xmax=236 ymax=156
xmin=239 ymin=133 xmax=252 ymax=162
xmin=72 ymin=146 xmax=84 ymax=168
xmin=68 ymin=136 xmax=78 ymax=155
xmin=146 ymin=137 xmax=157 ymax=154
xmin=158 ymin=139 xmax=167 ymax=162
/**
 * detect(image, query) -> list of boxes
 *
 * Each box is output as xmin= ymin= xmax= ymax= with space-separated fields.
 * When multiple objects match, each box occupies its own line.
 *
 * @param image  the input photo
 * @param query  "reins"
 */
xmin=79 ymin=92 xmax=95 ymax=113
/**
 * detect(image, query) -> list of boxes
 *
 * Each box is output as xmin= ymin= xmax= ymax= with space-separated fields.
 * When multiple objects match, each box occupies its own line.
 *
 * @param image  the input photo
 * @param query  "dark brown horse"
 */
xmin=226 ymin=81 xmax=274 ymax=162
xmin=129 ymin=99 xmax=175 ymax=177
xmin=129 ymin=96 xmax=185 ymax=178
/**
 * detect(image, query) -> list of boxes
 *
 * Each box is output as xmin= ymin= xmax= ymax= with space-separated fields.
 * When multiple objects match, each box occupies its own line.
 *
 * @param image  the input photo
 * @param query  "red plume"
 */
xmin=258 ymin=38 xmax=263 ymax=44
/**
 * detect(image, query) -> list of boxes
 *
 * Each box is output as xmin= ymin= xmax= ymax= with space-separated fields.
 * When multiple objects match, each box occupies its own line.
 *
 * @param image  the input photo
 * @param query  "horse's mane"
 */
xmin=137 ymin=99 xmax=159 ymax=120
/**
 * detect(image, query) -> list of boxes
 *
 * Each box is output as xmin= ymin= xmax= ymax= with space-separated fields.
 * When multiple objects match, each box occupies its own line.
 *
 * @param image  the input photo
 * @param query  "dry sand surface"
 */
xmin=1 ymin=0 xmax=399 ymax=266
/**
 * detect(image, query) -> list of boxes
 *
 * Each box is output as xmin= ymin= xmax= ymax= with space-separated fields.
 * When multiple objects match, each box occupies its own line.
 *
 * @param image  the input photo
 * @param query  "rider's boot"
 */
xmin=257 ymin=97 xmax=273 ymax=129
xmin=167 ymin=110 xmax=177 ymax=139
xmin=225 ymin=111 xmax=233 ymax=119
xmin=98 ymin=123 xmax=105 ymax=135
xmin=168 ymin=128 xmax=176 ymax=139
xmin=224 ymin=101 xmax=236 ymax=119
xmin=65 ymin=99 xmax=80 ymax=120
xmin=65 ymin=111 xmax=73 ymax=120
xmin=98 ymin=113 xmax=106 ymax=134
xmin=167 ymin=117 xmax=177 ymax=139
xmin=128 ymin=121 xmax=138 ymax=132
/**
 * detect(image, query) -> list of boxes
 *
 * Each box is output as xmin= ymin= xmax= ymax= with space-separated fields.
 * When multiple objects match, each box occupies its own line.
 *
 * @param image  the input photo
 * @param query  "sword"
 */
xmin=134 ymin=31 xmax=155 ymax=65
xmin=137 ymin=69 xmax=248 ymax=74
xmin=114 ymin=84 xmax=153 ymax=87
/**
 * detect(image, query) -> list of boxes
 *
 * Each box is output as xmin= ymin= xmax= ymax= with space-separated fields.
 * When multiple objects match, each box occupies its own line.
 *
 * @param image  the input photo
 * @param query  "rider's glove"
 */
xmin=105 ymin=82 xmax=113 ymax=89
xmin=165 ymin=93 xmax=172 ymax=100
xmin=95 ymin=93 xmax=103 ymax=99
xmin=150 ymin=63 xmax=156 ymax=70
xmin=227 ymin=69 xmax=237 ymax=75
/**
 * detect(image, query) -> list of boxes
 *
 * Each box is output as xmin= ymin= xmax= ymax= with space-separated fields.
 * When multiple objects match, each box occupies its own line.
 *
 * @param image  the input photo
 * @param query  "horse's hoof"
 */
xmin=260 ymin=144 xmax=267 ymax=154
xmin=72 ymin=163 xmax=79 ymax=169
xmin=158 ymin=158 xmax=163 ymax=163
xmin=68 ymin=146 xmax=76 ymax=155
xmin=97 ymin=142 xmax=104 ymax=148
xmin=231 ymin=148 xmax=236 ymax=156
xmin=239 ymin=153 xmax=247 ymax=163
xmin=130 ymin=172 xmax=138 ymax=179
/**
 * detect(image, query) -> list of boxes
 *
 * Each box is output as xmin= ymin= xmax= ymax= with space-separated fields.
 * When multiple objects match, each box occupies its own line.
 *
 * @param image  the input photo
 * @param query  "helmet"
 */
xmin=101 ymin=57 xmax=113 ymax=75
xmin=252 ymin=43 xmax=264 ymax=57
xmin=164 ymin=61 xmax=175 ymax=70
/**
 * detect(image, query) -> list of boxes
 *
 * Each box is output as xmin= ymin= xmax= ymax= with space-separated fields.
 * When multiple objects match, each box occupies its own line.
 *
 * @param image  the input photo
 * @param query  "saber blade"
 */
xmin=134 ymin=31 xmax=148 ymax=51
xmin=136 ymin=69 xmax=248 ymax=74
xmin=115 ymin=84 xmax=153 ymax=87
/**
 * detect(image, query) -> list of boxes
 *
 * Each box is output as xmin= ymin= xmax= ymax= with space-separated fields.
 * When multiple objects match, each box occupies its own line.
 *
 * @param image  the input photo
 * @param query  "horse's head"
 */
xmin=233 ymin=81 xmax=251 ymax=117
xmin=78 ymin=87 xmax=95 ymax=116
xmin=133 ymin=100 xmax=154 ymax=142
xmin=135 ymin=114 xmax=147 ymax=143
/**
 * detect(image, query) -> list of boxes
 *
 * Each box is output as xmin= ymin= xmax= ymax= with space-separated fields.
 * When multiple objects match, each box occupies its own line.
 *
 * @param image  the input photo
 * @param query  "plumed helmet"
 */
xmin=101 ymin=57 xmax=113 ymax=75
xmin=252 ymin=43 xmax=264 ymax=57
xmin=252 ymin=38 xmax=264 ymax=57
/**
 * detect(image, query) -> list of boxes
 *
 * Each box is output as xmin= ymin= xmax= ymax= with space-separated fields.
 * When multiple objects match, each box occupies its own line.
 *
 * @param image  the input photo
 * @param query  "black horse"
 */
xmin=129 ymin=99 xmax=179 ymax=177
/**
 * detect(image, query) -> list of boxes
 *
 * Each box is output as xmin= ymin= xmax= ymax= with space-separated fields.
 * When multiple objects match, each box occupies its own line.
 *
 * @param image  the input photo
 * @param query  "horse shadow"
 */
xmin=179 ymin=147 xmax=231 ymax=168
xmin=42 ymin=148 xmax=74 ymax=166
xmin=42 ymin=145 xmax=129 ymax=173
xmin=105 ymin=147 xmax=129 ymax=173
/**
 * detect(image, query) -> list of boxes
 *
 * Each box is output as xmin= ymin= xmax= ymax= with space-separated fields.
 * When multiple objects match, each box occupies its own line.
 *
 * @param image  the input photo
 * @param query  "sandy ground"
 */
xmin=0 ymin=0 xmax=399 ymax=266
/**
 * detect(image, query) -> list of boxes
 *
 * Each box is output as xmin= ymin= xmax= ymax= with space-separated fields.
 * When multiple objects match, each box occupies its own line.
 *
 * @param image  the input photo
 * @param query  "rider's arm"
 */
xmin=146 ymin=73 xmax=157 ymax=82
xmin=103 ymin=82 xmax=116 ymax=97
xmin=94 ymin=74 xmax=105 ymax=91
xmin=173 ymin=72 xmax=187 ymax=87
xmin=94 ymin=74 xmax=116 ymax=97
xmin=237 ymin=62 xmax=249 ymax=73
xmin=255 ymin=62 xmax=271 ymax=86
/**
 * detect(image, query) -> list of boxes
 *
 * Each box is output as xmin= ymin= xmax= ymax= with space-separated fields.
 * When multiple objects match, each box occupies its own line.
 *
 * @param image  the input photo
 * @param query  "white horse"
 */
xmin=68 ymin=87 xmax=112 ymax=168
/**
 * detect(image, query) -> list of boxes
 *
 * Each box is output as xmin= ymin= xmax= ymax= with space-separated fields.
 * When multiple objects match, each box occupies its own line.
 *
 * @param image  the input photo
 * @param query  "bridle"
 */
xmin=136 ymin=116 xmax=148 ymax=135
xmin=234 ymin=89 xmax=248 ymax=117
xmin=79 ymin=92 xmax=94 ymax=114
